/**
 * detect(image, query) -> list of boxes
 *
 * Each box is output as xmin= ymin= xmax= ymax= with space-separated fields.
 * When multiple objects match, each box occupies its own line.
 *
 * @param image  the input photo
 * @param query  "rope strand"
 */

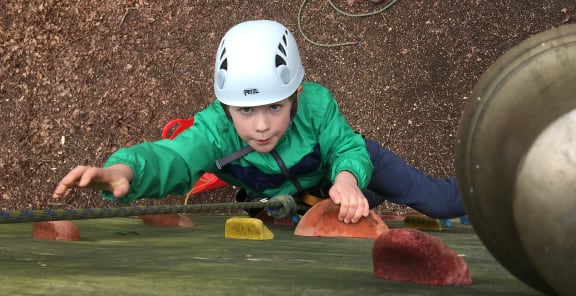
xmin=0 ymin=197 xmax=302 ymax=224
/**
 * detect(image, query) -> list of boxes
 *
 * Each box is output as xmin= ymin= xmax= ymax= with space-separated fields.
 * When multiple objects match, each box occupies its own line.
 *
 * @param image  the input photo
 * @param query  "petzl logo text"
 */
xmin=243 ymin=88 xmax=260 ymax=96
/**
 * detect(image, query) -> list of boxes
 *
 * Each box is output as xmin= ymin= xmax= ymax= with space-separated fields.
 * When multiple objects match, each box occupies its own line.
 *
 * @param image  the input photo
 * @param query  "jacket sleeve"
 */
xmin=101 ymin=106 xmax=230 ymax=203
xmin=101 ymin=134 xmax=218 ymax=203
xmin=304 ymin=84 xmax=373 ymax=189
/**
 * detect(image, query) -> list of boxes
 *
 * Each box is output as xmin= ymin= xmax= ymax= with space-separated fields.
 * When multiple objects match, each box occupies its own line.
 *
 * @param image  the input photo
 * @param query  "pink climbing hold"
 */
xmin=372 ymin=228 xmax=473 ymax=286
xmin=32 ymin=221 xmax=81 ymax=241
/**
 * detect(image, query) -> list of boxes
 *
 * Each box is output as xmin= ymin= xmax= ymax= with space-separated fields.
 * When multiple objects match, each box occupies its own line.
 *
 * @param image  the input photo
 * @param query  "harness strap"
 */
xmin=215 ymin=145 xmax=254 ymax=169
xmin=270 ymin=149 xmax=305 ymax=194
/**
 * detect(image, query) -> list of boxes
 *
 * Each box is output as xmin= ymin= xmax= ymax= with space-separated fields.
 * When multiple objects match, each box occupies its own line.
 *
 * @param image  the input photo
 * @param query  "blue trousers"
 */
xmin=363 ymin=139 xmax=465 ymax=219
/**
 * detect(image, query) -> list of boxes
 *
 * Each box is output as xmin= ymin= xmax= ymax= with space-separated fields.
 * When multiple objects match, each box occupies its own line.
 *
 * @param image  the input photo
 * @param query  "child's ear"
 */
xmin=297 ymin=85 xmax=304 ymax=97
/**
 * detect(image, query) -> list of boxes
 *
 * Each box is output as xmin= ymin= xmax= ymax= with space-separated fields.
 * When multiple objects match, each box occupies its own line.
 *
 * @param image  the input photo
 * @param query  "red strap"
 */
xmin=162 ymin=116 xmax=228 ymax=194
xmin=162 ymin=118 xmax=195 ymax=140
xmin=190 ymin=173 xmax=228 ymax=194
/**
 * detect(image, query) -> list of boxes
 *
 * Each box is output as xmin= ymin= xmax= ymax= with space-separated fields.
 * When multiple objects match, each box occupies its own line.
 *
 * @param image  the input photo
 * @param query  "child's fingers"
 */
xmin=329 ymin=187 xmax=341 ymax=204
xmin=349 ymin=196 xmax=369 ymax=223
xmin=330 ymin=191 xmax=350 ymax=222
xmin=351 ymin=203 xmax=364 ymax=224
xmin=58 ymin=166 xmax=89 ymax=186
xmin=77 ymin=167 xmax=101 ymax=188
xmin=330 ymin=185 xmax=367 ymax=223
xmin=53 ymin=184 xmax=73 ymax=199
xmin=341 ymin=194 xmax=369 ymax=223
xmin=340 ymin=197 xmax=361 ymax=224
xmin=112 ymin=182 xmax=130 ymax=198
xmin=52 ymin=167 xmax=88 ymax=198
xmin=52 ymin=166 xmax=102 ymax=198
xmin=338 ymin=203 xmax=350 ymax=222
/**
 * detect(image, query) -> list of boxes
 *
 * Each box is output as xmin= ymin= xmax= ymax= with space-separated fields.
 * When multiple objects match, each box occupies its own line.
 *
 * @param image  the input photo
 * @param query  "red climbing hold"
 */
xmin=372 ymin=228 xmax=473 ymax=286
xmin=254 ymin=210 xmax=296 ymax=226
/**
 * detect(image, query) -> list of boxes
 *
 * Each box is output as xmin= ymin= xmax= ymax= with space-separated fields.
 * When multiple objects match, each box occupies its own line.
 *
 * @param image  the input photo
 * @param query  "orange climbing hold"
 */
xmin=294 ymin=199 xmax=389 ymax=238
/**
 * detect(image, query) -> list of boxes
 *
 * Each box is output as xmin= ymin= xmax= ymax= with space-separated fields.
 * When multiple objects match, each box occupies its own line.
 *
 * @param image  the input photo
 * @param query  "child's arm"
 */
xmin=329 ymin=170 xmax=370 ymax=224
xmin=52 ymin=164 xmax=133 ymax=199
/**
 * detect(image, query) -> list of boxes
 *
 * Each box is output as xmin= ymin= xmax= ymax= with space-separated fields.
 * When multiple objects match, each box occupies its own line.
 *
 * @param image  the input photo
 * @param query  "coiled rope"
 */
xmin=0 ymin=195 xmax=302 ymax=224
xmin=298 ymin=0 xmax=399 ymax=47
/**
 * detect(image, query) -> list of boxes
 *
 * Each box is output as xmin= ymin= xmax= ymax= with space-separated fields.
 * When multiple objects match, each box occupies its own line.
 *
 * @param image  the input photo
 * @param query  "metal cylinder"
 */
xmin=455 ymin=24 xmax=576 ymax=295
xmin=515 ymin=109 xmax=576 ymax=296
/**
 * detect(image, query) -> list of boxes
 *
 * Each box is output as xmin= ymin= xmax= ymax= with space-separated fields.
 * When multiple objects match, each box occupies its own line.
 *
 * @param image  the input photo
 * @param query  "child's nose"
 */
xmin=254 ymin=113 xmax=270 ymax=132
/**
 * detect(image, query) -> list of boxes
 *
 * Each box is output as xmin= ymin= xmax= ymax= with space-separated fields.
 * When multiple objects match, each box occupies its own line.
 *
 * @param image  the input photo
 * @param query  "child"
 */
xmin=52 ymin=20 xmax=465 ymax=224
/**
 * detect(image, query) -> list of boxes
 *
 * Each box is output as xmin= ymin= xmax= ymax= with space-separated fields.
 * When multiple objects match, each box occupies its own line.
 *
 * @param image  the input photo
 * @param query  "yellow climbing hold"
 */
xmin=403 ymin=214 xmax=442 ymax=231
xmin=224 ymin=217 xmax=274 ymax=240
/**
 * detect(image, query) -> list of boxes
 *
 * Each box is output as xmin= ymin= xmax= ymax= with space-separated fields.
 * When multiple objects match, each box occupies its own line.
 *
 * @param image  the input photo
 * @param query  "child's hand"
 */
xmin=329 ymin=171 xmax=370 ymax=224
xmin=52 ymin=164 xmax=133 ymax=199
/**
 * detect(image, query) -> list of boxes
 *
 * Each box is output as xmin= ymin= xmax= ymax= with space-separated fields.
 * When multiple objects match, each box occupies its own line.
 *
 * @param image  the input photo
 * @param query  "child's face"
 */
xmin=229 ymin=98 xmax=293 ymax=153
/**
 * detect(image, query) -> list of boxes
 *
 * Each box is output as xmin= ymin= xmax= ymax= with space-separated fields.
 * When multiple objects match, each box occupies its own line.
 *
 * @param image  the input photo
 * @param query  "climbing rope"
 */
xmin=0 ymin=195 xmax=302 ymax=224
xmin=297 ymin=0 xmax=399 ymax=47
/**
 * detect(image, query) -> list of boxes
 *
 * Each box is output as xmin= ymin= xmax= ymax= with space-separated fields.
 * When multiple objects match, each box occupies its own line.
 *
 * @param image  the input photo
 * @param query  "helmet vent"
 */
xmin=278 ymin=43 xmax=286 ymax=56
xmin=275 ymin=54 xmax=286 ymax=67
xmin=219 ymin=58 xmax=227 ymax=70
xmin=219 ymin=46 xmax=228 ymax=70
xmin=275 ymin=31 xmax=290 ymax=83
xmin=220 ymin=47 xmax=226 ymax=60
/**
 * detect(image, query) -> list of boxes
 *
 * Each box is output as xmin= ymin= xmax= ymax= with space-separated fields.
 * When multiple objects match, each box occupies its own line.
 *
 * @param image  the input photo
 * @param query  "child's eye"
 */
xmin=269 ymin=104 xmax=282 ymax=112
xmin=238 ymin=107 xmax=253 ymax=114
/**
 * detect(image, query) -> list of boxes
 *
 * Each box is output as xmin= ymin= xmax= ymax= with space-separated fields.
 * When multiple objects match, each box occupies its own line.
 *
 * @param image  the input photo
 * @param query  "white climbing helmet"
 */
xmin=214 ymin=20 xmax=305 ymax=107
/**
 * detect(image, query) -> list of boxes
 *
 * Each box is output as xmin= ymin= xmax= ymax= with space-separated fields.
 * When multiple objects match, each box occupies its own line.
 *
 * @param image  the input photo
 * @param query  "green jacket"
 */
xmin=102 ymin=82 xmax=373 ymax=202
